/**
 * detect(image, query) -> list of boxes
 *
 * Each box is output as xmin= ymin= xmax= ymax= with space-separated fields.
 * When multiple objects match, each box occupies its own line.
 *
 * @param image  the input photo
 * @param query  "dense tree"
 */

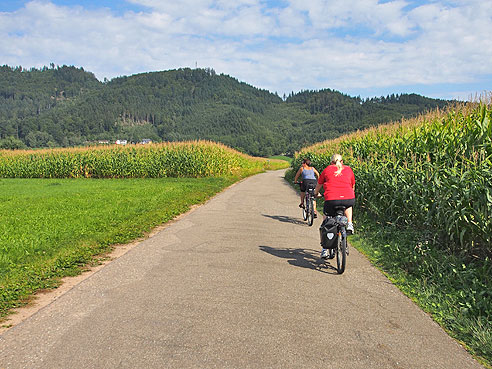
xmin=0 ymin=136 xmax=26 ymax=149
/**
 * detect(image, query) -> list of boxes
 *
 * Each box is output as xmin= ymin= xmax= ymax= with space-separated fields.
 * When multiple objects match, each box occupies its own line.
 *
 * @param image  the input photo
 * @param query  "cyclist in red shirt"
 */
xmin=314 ymin=153 xmax=355 ymax=235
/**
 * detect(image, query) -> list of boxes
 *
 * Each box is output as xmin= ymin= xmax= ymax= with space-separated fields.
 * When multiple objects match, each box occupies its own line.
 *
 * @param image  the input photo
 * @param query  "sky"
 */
xmin=1 ymin=0 xmax=491 ymax=100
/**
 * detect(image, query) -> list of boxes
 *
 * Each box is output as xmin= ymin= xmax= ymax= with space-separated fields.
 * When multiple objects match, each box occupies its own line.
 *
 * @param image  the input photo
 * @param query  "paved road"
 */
xmin=0 ymin=170 xmax=482 ymax=368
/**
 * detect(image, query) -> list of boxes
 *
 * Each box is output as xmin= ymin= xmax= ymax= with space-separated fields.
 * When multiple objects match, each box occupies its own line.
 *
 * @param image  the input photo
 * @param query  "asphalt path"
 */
xmin=0 ymin=170 xmax=483 ymax=368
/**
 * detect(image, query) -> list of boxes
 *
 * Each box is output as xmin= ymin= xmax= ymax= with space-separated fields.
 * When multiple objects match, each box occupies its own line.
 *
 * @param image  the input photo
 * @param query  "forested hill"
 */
xmin=0 ymin=65 xmax=451 ymax=156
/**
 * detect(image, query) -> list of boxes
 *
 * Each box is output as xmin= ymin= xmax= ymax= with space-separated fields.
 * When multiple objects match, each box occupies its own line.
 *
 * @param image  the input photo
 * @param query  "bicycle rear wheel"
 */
xmin=336 ymin=232 xmax=346 ymax=274
xmin=307 ymin=198 xmax=314 ymax=226
xmin=302 ymin=198 xmax=308 ymax=220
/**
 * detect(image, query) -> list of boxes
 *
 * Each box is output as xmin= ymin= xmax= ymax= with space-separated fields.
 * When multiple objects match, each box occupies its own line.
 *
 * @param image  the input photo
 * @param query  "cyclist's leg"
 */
xmin=299 ymin=182 xmax=306 ymax=207
xmin=345 ymin=206 xmax=353 ymax=223
xmin=343 ymin=199 xmax=355 ymax=218
xmin=342 ymin=199 xmax=355 ymax=233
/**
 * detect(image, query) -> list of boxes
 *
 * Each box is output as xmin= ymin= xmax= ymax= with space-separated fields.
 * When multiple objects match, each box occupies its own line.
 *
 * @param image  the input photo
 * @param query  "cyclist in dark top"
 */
xmin=294 ymin=158 xmax=320 ymax=217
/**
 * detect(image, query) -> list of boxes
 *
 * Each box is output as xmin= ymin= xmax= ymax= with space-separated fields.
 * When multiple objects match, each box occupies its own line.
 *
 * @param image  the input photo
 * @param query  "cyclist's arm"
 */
xmin=314 ymin=168 xmax=320 ymax=178
xmin=293 ymin=167 xmax=302 ymax=182
xmin=350 ymin=168 xmax=356 ymax=191
xmin=314 ymin=183 xmax=323 ymax=197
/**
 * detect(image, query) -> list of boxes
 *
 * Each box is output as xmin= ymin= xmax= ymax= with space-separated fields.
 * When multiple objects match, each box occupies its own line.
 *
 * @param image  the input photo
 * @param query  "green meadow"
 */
xmin=0 ymin=141 xmax=288 ymax=319
xmin=0 ymin=177 xmax=236 ymax=318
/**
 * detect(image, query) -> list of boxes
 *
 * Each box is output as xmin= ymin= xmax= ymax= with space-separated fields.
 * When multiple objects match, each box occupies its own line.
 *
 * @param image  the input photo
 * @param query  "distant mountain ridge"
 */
xmin=0 ymin=65 xmax=451 ymax=156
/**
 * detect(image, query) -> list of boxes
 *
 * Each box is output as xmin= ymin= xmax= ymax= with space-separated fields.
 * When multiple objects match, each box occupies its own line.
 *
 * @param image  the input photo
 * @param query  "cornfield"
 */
xmin=294 ymin=100 xmax=492 ymax=257
xmin=0 ymin=141 xmax=287 ymax=178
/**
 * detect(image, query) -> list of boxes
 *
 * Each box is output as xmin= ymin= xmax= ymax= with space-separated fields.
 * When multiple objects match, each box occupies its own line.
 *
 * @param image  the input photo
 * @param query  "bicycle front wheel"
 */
xmin=336 ymin=232 xmax=346 ymax=274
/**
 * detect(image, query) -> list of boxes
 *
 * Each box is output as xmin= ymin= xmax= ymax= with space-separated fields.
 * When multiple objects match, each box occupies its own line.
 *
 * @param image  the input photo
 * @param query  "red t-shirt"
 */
xmin=318 ymin=165 xmax=355 ymax=201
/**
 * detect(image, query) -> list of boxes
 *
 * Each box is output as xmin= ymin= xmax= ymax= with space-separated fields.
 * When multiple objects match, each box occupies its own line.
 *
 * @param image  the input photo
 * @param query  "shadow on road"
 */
xmin=261 ymin=214 xmax=307 ymax=226
xmin=259 ymin=246 xmax=338 ymax=274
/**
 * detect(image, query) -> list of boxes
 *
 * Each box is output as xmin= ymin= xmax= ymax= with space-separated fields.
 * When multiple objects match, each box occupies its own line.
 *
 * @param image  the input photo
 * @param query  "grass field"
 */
xmin=0 ymin=176 xmax=237 ymax=319
xmin=0 ymin=141 xmax=289 ymax=320
xmin=268 ymin=155 xmax=293 ymax=164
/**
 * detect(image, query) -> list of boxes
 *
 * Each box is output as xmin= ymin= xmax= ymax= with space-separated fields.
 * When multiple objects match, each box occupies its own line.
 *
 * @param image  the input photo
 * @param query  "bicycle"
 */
xmin=295 ymin=181 xmax=317 ymax=226
xmin=319 ymin=205 xmax=350 ymax=274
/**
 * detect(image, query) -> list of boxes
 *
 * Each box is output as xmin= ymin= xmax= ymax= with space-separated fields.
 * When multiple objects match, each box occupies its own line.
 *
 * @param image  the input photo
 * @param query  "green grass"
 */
xmin=268 ymin=155 xmax=293 ymax=165
xmin=0 ymin=176 xmax=237 ymax=318
xmin=349 ymin=212 xmax=491 ymax=368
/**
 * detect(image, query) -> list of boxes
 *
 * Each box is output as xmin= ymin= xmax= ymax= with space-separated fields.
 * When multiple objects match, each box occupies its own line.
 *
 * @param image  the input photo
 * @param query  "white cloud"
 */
xmin=126 ymin=0 xmax=213 ymax=16
xmin=287 ymin=0 xmax=413 ymax=36
xmin=0 ymin=0 xmax=491 ymax=98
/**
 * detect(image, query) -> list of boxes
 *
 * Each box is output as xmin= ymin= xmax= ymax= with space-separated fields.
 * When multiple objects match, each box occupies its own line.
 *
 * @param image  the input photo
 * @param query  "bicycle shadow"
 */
xmin=259 ymin=245 xmax=338 ymax=274
xmin=261 ymin=214 xmax=308 ymax=226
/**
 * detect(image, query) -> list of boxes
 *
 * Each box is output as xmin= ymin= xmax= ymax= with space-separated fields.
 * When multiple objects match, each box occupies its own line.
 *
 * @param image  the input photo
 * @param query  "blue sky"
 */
xmin=1 ymin=0 xmax=491 ymax=100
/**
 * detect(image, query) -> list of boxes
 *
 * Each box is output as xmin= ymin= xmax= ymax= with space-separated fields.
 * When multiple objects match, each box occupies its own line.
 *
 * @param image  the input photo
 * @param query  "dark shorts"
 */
xmin=323 ymin=199 xmax=355 ymax=216
xmin=300 ymin=179 xmax=317 ymax=192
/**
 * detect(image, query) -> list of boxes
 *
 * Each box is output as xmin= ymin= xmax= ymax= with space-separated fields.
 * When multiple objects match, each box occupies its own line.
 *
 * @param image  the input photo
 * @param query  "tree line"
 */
xmin=0 ymin=64 xmax=451 ymax=156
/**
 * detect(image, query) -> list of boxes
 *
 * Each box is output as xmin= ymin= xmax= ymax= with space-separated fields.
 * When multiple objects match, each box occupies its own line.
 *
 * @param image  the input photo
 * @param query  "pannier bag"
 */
xmin=320 ymin=217 xmax=338 ymax=249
